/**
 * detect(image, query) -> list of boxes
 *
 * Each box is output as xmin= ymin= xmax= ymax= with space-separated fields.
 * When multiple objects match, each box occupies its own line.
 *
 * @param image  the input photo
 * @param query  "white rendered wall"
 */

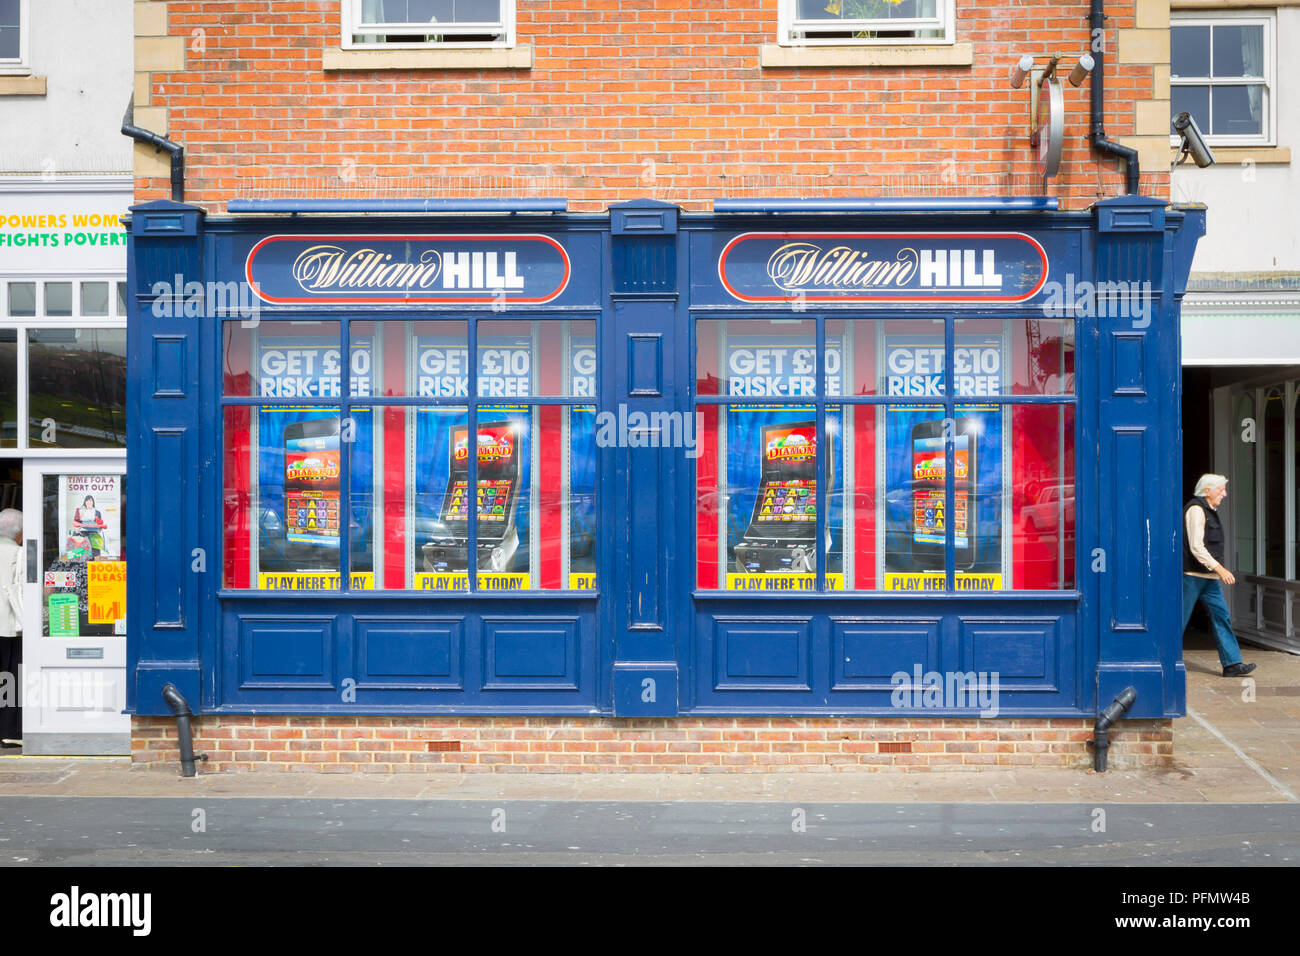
xmin=0 ymin=0 xmax=133 ymax=174
xmin=1173 ymin=8 xmax=1300 ymax=274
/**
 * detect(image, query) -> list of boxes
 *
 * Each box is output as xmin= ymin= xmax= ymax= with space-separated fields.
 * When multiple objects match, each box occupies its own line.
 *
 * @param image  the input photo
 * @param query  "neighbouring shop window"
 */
xmin=1172 ymin=13 xmax=1273 ymax=144
xmin=27 ymin=328 xmax=126 ymax=449
xmin=1232 ymin=392 xmax=1256 ymax=575
xmin=343 ymin=0 xmax=515 ymax=48
xmin=1262 ymin=386 xmax=1285 ymax=578
xmin=695 ymin=316 xmax=1075 ymax=592
xmin=221 ymin=318 xmax=596 ymax=592
xmin=778 ymin=0 xmax=953 ymax=46
xmin=0 ymin=328 xmax=15 ymax=447
xmin=40 ymin=473 xmax=126 ymax=638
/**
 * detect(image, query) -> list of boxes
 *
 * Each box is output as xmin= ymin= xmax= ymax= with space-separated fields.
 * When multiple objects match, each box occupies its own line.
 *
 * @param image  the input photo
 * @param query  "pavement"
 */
xmin=1 ymin=631 xmax=1297 ymax=805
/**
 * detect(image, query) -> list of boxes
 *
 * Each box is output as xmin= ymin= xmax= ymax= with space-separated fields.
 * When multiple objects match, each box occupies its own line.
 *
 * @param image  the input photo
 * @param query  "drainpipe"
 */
xmin=160 ymin=683 xmax=207 ymax=777
xmin=121 ymin=95 xmax=185 ymax=203
xmin=1092 ymin=686 xmax=1138 ymax=773
xmin=1089 ymin=0 xmax=1141 ymax=194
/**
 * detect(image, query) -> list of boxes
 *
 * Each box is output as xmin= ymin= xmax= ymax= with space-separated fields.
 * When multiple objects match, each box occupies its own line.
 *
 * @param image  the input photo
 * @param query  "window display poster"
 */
xmin=255 ymin=336 xmax=374 ymax=589
xmin=882 ymin=334 xmax=1004 ymax=590
xmin=413 ymin=407 xmax=531 ymax=590
xmin=59 ymin=474 xmax=121 ymax=561
xmin=569 ymin=333 xmax=597 ymax=588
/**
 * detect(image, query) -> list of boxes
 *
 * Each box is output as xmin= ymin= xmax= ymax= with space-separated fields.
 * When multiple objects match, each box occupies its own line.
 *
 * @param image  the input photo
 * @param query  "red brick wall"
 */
xmin=132 ymin=716 xmax=1174 ymax=772
xmin=138 ymin=1 xmax=1163 ymax=211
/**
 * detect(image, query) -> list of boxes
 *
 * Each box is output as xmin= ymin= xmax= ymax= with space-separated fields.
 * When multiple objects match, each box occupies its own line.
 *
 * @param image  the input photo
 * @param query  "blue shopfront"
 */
xmin=124 ymin=196 xmax=1204 ymax=746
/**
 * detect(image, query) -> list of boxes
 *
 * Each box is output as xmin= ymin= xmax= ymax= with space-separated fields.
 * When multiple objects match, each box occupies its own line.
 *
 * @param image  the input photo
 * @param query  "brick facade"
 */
xmin=132 ymin=0 xmax=1171 ymax=211
xmin=132 ymin=716 xmax=1174 ymax=772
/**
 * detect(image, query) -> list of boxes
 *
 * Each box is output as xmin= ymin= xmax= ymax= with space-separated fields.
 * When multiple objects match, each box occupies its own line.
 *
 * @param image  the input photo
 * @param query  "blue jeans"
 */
xmin=1182 ymin=575 xmax=1243 ymax=668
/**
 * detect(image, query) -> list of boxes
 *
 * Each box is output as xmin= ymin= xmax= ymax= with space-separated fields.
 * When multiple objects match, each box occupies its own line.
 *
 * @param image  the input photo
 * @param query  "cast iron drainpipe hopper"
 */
xmin=120 ymin=95 xmax=185 ymax=203
xmin=160 ymin=684 xmax=208 ymax=777
xmin=1091 ymin=686 xmax=1138 ymax=773
xmin=1089 ymin=0 xmax=1141 ymax=194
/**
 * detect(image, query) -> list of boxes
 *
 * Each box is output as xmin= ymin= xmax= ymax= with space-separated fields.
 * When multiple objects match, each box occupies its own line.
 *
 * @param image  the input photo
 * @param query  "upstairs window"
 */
xmin=778 ymin=0 xmax=954 ymax=46
xmin=0 ymin=0 xmax=29 ymax=73
xmin=1171 ymin=13 xmax=1274 ymax=145
xmin=342 ymin=0 xmax=515 ymax=49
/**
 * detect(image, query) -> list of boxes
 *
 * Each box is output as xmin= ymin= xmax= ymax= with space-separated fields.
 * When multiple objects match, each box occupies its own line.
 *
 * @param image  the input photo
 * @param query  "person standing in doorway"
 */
xmin=1183 ymin=475 xmax=1256 ymax=677
xmin=0 ymin=509 xmax=23 ymax=746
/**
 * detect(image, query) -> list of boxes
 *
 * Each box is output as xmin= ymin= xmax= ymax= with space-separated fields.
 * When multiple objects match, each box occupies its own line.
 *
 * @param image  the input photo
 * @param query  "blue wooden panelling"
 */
xmin=1110 ymin=426 xmax=1148 ymax=631
xmin=960 ymin=617 xmax=1059 ymax=691
xmin=628 ymin=332 xmax=663 ymax=396
xmin=151 ymin=428 xmax=187 ymax=628
xmin=831 ymin=617 xmax=941 ymax=690
xmin=355 ymin=617 xmax=462 ymax=690
xmin=712 ymin=617 xmax=812 ymax=690
xmin=1110 ymin=332 xmax=1146 ymax=396
xmin=238 ymin=616 xmax=336 ymax=690
xmin=151 ymin=336 xmax=187 ymax=397
xmin=482 ymin=616 xmax=580 ymax=690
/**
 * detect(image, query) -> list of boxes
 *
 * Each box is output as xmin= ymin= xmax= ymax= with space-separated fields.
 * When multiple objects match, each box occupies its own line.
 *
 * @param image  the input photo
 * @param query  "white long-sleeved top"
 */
xmin=1184 ymin=504 xmax=1220 ymax=579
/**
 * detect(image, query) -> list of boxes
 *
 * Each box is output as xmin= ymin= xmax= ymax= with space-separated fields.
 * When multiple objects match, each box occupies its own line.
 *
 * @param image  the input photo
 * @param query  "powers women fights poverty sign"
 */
xmin=245 ymin=234 xmax=571 ymax=304
xmin=718 ymin=232 xmax=1048 ymax=303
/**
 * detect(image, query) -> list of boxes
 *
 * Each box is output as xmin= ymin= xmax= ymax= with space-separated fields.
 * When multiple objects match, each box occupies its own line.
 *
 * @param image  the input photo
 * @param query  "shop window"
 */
xmin=778 ymin=0 xmax=954 ymax=46
xmin=342 ymin=0 xmax=515 ymax=49
xmin=221 ymin=318 xmax=596 ymax=592
xmin=1232 ymin=392 xmax=1255 ymax=575
xmin=27 ymin=328 xmax=126 ymax=449
xmin=1172 ymin=13 xmax=1274 ymax=144
xmin=695 ymin=316 xmax=1075 ymax=592
xmin=0 ymin=328 xmax=15 ymax=448
xmin=0 ymin=0 xmax=28 ymax=72
xmin=115 ymin=282 xmax=128 ymax=317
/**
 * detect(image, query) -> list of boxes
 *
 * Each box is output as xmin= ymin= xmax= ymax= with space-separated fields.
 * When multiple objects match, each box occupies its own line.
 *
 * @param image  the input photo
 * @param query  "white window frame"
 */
xmin=778 ymin=0 xmax=954 ymax=47
xmin=0 ymin=0 xmax=31 ymax=75
xmin=1170 ymin=10 xmax=1276 ymax=148
xmin=341 ymin=0 xmax=515 ymax=50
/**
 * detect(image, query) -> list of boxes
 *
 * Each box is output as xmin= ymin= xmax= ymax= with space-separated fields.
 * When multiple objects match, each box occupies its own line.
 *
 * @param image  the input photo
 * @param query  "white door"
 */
xmin=20 ymin=460 xmax=129 ymax=754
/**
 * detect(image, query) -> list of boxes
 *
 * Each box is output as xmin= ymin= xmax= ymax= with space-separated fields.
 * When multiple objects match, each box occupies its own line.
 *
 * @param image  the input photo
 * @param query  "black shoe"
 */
xmin=1222 ymin=662 xmax=1257 ymax=678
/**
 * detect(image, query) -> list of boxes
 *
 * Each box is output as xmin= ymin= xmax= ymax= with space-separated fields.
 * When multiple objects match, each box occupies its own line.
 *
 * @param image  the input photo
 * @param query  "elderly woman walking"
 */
xmin=1183 ymin=475 xmax=1256 ymax=677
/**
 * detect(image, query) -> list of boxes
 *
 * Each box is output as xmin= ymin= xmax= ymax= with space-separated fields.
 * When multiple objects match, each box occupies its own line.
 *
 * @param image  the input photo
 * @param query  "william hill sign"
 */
xmin=245 ymin=233 xmax=571 ymax=304
xmin=717 ymin=232 xmax=1048 ymax=303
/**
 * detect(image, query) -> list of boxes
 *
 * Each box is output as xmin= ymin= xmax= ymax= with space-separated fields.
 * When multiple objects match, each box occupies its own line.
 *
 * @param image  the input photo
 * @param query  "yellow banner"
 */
xmin=568 ymin=573 xmax=597 ymax=590
xmin=726 ymin=573 xmax=844 ymax=592
xmin=413 ymin=572 xmax=530 ymax=591
xmin=87 ymin=560 xmax=126 ymax=623
xmin=883 ymin=573 xmax=1003 ymax=592
xmin=257 ymin=571 xmax=375 ymax=590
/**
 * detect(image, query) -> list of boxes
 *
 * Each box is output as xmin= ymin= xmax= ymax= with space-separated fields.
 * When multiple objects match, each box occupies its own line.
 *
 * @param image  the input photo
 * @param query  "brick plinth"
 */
xmin=131 ymin=716 xmax=1173 ymax=773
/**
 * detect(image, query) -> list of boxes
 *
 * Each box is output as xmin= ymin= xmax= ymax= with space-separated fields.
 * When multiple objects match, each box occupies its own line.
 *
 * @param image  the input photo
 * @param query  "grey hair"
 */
xmin=1194 ymin=474 xmax=1228 ymax=497
xmin=0 ymin=508 xmax=20 ymax=540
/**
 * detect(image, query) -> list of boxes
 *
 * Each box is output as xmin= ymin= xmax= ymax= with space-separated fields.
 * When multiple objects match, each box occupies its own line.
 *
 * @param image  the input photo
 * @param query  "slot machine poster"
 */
xmin=719 ymin=335 xmax=843 ymax=590
xmin=412 ymin=334 xmax=532 ymax=590
xmin=254 ymin=335 xmax=374 ymax=589
xmin=881 ymin=333 xmax=1004 ymax=591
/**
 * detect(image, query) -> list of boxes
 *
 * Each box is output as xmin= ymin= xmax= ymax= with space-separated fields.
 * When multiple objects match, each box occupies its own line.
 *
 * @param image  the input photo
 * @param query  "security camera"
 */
xmin=1172 ymin=111 xmax=1216 ymax=169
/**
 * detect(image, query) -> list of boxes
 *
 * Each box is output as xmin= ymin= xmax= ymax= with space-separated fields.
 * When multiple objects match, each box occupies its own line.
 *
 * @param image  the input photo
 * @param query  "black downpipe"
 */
xmin=160 ymin=683 xmax=207 ymax=777
xmin=1092 ymin=686 xmax=1138 ymax=773
xmin=1089 ymin=0 xmax=1140 ymax=195
xmin=120 ymin=95 xmax=185 ymax=203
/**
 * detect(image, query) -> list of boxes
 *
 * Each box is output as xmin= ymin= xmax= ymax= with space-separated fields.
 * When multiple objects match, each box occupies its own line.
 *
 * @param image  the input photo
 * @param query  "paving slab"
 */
xmin=0 ymin=632 xmax=1295 ymax=805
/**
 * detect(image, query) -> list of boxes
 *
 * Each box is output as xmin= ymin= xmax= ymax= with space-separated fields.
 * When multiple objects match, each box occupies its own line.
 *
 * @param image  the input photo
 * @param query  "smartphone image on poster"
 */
xmin=283 ymin=417 xmax=341 ymax=548
xmin=909 ymin=416 xmax=976 ymax=569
